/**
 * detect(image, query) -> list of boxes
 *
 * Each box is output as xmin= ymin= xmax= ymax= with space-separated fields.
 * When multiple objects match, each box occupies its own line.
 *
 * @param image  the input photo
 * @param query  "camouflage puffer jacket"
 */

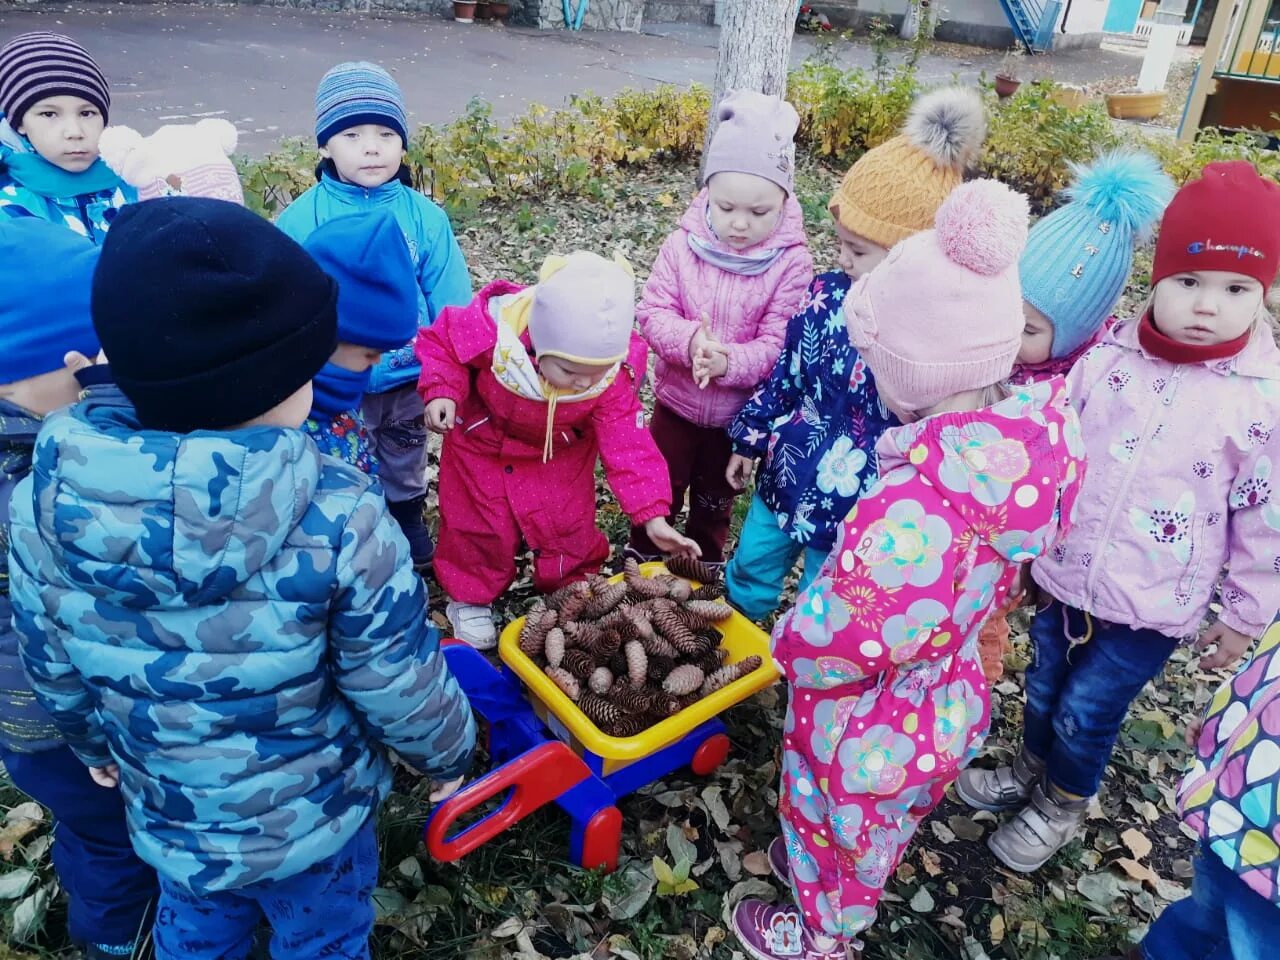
xmin=6 ymin=389 xmax=475 ymax=894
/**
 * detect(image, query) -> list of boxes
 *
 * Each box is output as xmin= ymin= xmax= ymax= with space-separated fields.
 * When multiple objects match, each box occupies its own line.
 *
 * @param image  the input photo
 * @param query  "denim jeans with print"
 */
xmin=1023 ymin=599 xmax=1179 ymax=798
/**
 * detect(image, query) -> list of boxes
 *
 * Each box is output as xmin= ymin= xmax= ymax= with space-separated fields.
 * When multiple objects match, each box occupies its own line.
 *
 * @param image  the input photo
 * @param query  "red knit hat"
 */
xmin=1152 ymin=161 xmax=1280 ymax=288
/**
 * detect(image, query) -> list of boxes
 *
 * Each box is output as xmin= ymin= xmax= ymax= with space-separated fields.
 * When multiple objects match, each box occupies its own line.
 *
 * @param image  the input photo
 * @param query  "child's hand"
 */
xmin=429 ymin=775 xmax=465 ymax=803
xmin=1196 ymin=620 xmax=1254 ymax=670
xmin=1185 ymin=716 xmax=1205 ymax=749
xmin=63 ymin=349 xmax=109 ymax=373
xmin=726 ymin=454 xmax=755 ymax=491
xmin=642 ymin=517 xmax=702 ymax=558
xmin=425 ymin=398 xmax=457 ymax=434
xmin=693 ymin=343 xmax=729 ymax=388
xmin=688 ymin=315 xmax=713 ymax=366
xmin=89 ymin=764 xmax=120 ymax=789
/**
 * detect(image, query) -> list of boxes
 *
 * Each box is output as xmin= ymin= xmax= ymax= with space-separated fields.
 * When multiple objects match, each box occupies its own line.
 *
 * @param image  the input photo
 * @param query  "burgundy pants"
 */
xmin=629 ymin=401 xmax=737 ymax=563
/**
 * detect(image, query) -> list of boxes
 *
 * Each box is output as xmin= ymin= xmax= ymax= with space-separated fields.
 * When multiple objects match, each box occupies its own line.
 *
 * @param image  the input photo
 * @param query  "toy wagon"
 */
xmin=425 ymin=562 xmax=777 ymax=872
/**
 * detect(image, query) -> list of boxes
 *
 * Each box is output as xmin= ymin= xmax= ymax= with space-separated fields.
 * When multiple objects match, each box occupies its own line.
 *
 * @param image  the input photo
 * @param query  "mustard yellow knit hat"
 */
xmin=829 ymin=86 xmax=987 ymax=250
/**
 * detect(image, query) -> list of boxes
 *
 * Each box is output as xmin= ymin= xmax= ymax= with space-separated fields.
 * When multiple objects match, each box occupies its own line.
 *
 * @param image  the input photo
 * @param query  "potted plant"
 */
xmin=994 ymin=51 xmax=1023 ymax=99
xmin=453 ymin=0 xmax=478 ymax=21
xmin=1104 ymin=88 xmax=1166 ymax=120
xmin=475 ymin=0 xmax=492 ymax=18
xmin=490 ymin=0 xmax=512 ymax=18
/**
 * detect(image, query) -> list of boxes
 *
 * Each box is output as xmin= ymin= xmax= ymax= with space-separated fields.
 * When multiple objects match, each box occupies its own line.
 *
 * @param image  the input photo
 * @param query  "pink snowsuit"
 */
xmin=638 ymin=189 xmax=814 ymax=429
xmin=416 ymin=280 xmax=673 ymax=604
xmin=770 ymin=379 xmax=1085 ymax=942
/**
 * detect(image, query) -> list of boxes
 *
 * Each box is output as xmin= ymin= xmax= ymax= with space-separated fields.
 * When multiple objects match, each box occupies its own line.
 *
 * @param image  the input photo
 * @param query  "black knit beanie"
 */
xmin=92 ymin=198 xmax=338 ymax=433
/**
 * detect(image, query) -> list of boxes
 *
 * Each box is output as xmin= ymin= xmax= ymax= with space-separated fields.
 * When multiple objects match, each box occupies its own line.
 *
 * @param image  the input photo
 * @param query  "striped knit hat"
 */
xmin=0 ymin=32 xmax=109 ymax=126
xmin=315 ymin=61 xmax=408 ymax=147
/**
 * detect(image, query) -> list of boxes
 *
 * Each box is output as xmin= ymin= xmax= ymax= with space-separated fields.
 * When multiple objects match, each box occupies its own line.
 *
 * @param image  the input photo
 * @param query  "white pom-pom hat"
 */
xmin=843 ymin=178 xmax=1030 ymax=415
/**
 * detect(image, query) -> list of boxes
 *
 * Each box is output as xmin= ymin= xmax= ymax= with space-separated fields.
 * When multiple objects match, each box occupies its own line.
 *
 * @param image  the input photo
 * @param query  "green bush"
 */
xmin=787 ymin=60 xmax=920 ymax=166
xmin=1137 ymin=124 xmax=1280 ymax=186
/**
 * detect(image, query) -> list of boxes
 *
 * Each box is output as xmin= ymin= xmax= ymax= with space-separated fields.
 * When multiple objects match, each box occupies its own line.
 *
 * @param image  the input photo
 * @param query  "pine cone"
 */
xmin=682 ymin=600 xmax=734 ymax=627
xmin=607 ymin=714 xmax=649 ymax=738
xmin=545 ymin=666 xmax=581 ymax=701
xmin=546 ymin=581 xmax=590 ymax=611
xmin=544 ymin=627 xmax=567 ymax=668
xmin=578 ymin=691 xmax=623 ymax=729
xmin=650 ymin=606 xmax=698 ymax=654
xmin=693 ymin=649 xmax=723 ymax=675
xmin=655 ymin=694 xmax=686 ymax=718
xmin=562 ymin=647 xmax=597 ymax=681
xmin=689 ymin=583 xmax=726 ymax=601
xmin=646 ymin=654 xmax=675 ymax=684
xmin=608 ymin=649 xmax=628 ymax=678
xmin=589 ymin=666 xmax=615 ymax=695
xmin=623 ymin=558 xmax=670 ymax=601
xmin=624 ymin=640 xmax=648 ymax=686
xmin=663 ymin=663 xmax=705 ymax=696
xmin=581 ymin=582 xmax=627 ymax=620
xmin=558 ymin=589 xmax=593 ymax=623
xmin=518 ymin=610 xmax=558 ymax=658
xmin=591 ymin=628 xmax=623 ymax=661
xmin=640 ymin=632 xmax=679 ymax=660
xmin=656 ymin=575 xmax=692 ymax=601
xmin=612 ymin=684 xmax=657 ymax=716
xmin=701 ymin=656 xmax=763 ymax=695
xmin=664 ymin=555 xmax=723 ymax=584
xmin=564 ymin=620 xmax=601 ymax=649
xmin=597 ymin=603 xmax=632 ymax=630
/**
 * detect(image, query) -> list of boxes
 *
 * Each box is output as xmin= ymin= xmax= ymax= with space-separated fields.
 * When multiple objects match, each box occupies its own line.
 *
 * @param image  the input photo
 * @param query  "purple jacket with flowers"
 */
xmin=638 ymin=189 xmax=812 ymax=428
xmin=1032 ymin=318 xmax=1280 ymax=640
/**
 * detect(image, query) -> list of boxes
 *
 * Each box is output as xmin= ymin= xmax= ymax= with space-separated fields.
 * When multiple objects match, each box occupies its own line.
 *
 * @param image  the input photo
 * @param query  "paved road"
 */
xmin=0 ymin=2 xmax=1153 ymax=154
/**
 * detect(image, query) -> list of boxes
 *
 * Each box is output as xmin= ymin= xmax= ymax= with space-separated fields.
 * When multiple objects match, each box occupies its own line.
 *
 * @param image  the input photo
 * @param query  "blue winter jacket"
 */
xmin=6 ymin=389 xmax=476 ymax=894
xmin=727 ymin=271 xmax=897 ymax=554
xmin=275 ymin=169 xmax=472 ymax=393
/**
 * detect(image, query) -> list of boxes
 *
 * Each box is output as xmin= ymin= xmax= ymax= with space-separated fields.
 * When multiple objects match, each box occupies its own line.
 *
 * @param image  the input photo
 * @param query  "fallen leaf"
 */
xmin=989 ymin=913 xmax=1006 ymax=944
xmin=1115 ymin=857 xmax=1161 ymax=888
xmin=11 ymin=883 xmax=48 ymax=942
xmin=948 ymin=814 xmax=985 ymax=842
xmin=721 ymin=879 xmax=777 ymax=929
xmin=909 ymin=886 xmax=935 ymax=913
xmin=0 ymin=867 xmax=35 ymax=900
xmin=742 ymin=851 xmax=772 ymax=877
xmin=1077 ymin=871 xmax=1125 ymax=907
xmin=1121 ymin=828 xmax=1153 ymax=860
xmin=920 ymin=849 xmax=944 ymax=876
xmin=490 ymin=917 xmax=524 ymax=939
xmin=931 ymin=821 xmax=957 ymax=844
xmin=1171 ymin=858 xmax=1194 ymax=879
xmin=605 ymin=861 xmax=656 ymax=920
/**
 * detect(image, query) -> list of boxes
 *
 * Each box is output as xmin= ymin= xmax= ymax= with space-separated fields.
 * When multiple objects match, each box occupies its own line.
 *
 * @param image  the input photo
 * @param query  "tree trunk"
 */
xmin=701 ymin=0 xmax=796 ymax=182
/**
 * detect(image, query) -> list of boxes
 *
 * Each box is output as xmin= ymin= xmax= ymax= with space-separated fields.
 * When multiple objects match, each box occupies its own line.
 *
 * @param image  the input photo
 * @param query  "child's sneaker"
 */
xmin=987 ymin=782 xmax=1088 ymax=873
xmin=732 ymin=899 xmax=850 ymax=960
xmin=767 ymin=835 xmax=789 ymax=883
xmin=446 ymin=600 xmax=497 ymax=650
xmin=954 ymin=749 xmax=1044 ymax=812
xmin=84 ymin=943 xmax=142 ymax=960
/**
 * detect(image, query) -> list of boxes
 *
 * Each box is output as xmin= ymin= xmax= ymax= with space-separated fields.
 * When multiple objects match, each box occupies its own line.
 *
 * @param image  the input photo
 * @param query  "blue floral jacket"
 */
xmin=728 ymin=271 xmax=897 ymax=554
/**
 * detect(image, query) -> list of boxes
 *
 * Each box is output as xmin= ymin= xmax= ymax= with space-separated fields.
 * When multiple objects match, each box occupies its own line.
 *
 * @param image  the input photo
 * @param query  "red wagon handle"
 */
xmin=425 ymin=741 xmax=590 ymax=862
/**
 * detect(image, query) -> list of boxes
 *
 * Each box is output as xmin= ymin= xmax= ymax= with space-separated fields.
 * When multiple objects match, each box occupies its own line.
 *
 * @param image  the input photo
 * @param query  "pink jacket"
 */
xmin=773 ymin=379 xmax=1084 ymax=820
xmin=1033 ymin=319 xmax=1280 ymax=641
xmin=637 ymin=190 xmax=813 ymax=428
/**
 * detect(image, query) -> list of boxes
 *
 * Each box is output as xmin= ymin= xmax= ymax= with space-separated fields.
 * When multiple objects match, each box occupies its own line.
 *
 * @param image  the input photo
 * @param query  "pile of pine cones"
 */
xmin=517 ymin=556 xmax=763 ymax=738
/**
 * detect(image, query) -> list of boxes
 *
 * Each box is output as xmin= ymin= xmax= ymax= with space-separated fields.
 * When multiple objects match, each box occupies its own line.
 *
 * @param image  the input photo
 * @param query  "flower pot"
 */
xmin=453 ymin=1 xmax=477 ymax=22
xmin=994 ymin=74 xmax=1021 ymax=99
xmin=1051 ymin=85 xmax=1089 ymax=109
xmin=474 ymin=1 xmax=492 ymax=19
xmin=489 ymin=1 xmax=511 ymax=17
xmin=1104 ymin=90 xmax=1166 ymax=121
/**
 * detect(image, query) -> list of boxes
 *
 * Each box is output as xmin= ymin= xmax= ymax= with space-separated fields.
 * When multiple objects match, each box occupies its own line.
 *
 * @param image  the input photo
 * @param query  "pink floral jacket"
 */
xmin=636 ymin=190 xmax=813 ymax=428
xmin=772 ymin=379 xmax=1085 ymax=810
xmin=1032 ymin=319 xmax=1280 ymax=641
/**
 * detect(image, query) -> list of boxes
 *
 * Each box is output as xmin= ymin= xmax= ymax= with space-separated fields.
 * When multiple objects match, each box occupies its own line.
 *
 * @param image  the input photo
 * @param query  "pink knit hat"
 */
xmin=529 ymin=251 xmax=635 ymax=365
xmin=845 ymin=179 xmax=1030 ymax=414
xmin=703 ymin=90 xmax=800 ymax=195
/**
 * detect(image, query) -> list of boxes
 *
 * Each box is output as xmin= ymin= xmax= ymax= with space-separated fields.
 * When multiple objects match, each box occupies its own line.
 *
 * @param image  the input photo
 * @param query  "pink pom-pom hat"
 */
xmin=844 ymin=178 xmax=1030 ymax=415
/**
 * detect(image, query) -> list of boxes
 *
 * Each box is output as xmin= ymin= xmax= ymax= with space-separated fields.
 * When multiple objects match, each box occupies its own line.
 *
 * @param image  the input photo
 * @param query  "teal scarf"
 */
xmin=2 ymin=147 xmax=122 ymax=199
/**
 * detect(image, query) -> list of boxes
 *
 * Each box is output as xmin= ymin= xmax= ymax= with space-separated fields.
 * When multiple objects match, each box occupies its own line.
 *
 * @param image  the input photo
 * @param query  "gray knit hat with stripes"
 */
xmin=0 ymin=32 xmax=109 ymax=125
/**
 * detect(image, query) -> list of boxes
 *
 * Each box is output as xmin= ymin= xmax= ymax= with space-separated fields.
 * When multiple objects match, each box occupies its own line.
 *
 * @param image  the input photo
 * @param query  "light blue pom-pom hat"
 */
xmin=1019 ymin=150 xmax=1175 ymax=359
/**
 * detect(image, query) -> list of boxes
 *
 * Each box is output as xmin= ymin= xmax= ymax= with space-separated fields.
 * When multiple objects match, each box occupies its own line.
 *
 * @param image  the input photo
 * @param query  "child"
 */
xmin=0 ymin=218 xmax=156 ymax=960
xmin=417 ymin=251 xmax=699 ymax=649
xmin=1012 ymin=150 xmax=1173 ymax=384
xmin=7 ymin=198 xmax=476 ymax=959
xmin=1142 ymin=618 xmax=1280 ymax=959
xmin=724 ymin=87 xmax=985 ymax=620
xmin=732 ymin=180 xmax=1085 ymax=960
xmin=301 ymin=209 xmax=419 ymax=472
xmin=975 ymin=150 xmax=1174 ymax=681
xmin=0 ymin=32 xmax=134 ymax=241
xmin=626 ymin=91 xmax=813 ymax=565
xmin=276 ymin=60 xmax=472 ymax=572
xmin=957 ymin=161 xmax=1280 ymax=874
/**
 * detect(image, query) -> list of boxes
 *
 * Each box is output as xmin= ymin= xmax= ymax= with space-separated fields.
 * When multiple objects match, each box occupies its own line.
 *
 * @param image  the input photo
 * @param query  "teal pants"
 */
xmin=725 ymin=495 xmax=830 ymax=621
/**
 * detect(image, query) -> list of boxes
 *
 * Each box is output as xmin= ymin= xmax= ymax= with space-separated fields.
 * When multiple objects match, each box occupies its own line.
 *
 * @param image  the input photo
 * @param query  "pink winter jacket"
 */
xmin=1032 ymin=318 xmax=1280 ymax=641
xmin=637 ymin=190 xmax=813 ymax=428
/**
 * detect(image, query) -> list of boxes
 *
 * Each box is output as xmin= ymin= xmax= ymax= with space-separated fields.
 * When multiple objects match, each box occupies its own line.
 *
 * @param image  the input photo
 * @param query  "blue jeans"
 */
xmin=1024 ymin=600 xmax=1179 ymax=798
xmin=726 ymin=496 xmax=830 ymax=620
xmin=0 ymin=744 xmax=157 ymax=948
xmin=1141 ymin=843 xmax=1280 ymax=960
xmin=153 ymin=821 xmax=378 ymax=960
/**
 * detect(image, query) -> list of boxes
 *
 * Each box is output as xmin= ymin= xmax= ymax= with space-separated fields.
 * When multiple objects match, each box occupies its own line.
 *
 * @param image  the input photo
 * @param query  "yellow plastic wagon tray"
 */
xmin=499 ymin=562 xmax=779 ymax=763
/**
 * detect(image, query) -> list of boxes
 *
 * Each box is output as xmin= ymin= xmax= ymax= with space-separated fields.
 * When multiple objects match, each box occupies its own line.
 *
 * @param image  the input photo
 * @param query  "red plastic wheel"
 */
xmin=690 ymin=733 xmax=731 ymax=776
xmin=580 ymin=806 xmax=623 ymax=873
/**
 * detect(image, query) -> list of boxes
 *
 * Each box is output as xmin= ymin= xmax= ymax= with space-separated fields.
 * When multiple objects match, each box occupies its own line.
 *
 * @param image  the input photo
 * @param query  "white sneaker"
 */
xmin=446 ymin=601 xmax=497 ymax=650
